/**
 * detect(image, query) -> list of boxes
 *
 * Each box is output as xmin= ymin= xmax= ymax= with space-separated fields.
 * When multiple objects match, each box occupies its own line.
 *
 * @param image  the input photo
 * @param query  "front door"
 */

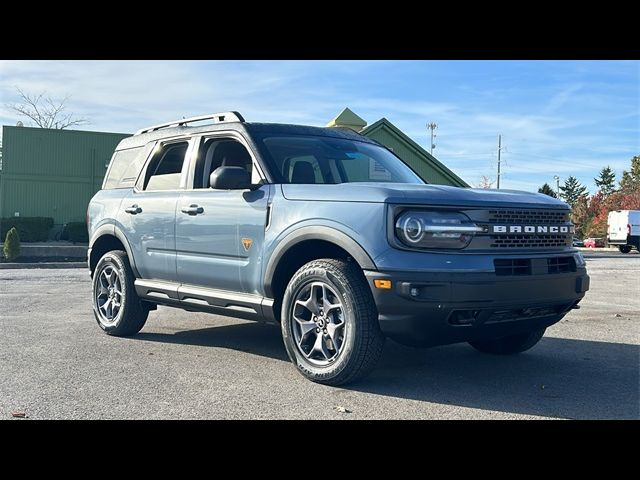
xmin=176 ymin=136 xmax=270 ymax=294
xmin=119 ymin=139 xmax=192 ymax=281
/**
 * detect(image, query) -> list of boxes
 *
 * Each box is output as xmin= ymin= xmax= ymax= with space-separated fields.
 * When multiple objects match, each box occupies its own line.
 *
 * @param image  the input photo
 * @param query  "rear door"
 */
xmin=119 ymin=138 xmax=194 ymax=281
xmin=608 ymin=211 xmax=628 ymax=242
xmin=176 ymin=133 xmax=270 ymax=294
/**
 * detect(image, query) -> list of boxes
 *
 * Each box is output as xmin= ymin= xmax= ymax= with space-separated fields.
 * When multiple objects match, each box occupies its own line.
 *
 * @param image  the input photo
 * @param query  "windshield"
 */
xmin=257 ymin=135 xmax=424 ymax=185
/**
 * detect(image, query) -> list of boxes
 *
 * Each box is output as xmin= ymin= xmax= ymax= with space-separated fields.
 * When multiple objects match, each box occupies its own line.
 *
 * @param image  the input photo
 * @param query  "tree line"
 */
xmin=538 ymin=155 xmax=640 ymax=238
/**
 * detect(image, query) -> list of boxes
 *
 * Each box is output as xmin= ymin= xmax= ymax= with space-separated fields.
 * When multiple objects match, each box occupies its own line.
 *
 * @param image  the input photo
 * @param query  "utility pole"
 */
xmin=427 ymin=122 xmax=437 ymax=155
xmin=496 ymin=134 xmax=502 ymax=189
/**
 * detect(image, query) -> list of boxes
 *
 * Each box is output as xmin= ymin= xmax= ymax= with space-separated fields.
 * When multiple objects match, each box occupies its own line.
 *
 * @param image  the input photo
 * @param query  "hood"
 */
xmin=281 ymin=183 xmax=569 ymax=210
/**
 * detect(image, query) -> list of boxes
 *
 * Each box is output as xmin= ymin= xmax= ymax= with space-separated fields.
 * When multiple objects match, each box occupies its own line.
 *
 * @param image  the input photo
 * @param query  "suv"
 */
xmin=88 ymin=111 xmax=590 ymax=385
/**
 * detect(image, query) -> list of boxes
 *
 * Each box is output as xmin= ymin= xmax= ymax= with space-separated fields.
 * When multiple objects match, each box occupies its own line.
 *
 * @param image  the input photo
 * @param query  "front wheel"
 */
xmin=469 ymin=328 xmax=546 ymax=355
xmin=92 ymin=250 xmax=149 ymax=336
xmin=281 ymin=259 xmax=385 ymax=386
xmin=619 ymin=245 xmax=632 ymax=254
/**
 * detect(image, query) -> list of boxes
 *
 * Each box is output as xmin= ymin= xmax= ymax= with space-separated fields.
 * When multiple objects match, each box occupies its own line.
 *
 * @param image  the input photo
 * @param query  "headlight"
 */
xmin=395 ymin=211 xmax=483 ymax=249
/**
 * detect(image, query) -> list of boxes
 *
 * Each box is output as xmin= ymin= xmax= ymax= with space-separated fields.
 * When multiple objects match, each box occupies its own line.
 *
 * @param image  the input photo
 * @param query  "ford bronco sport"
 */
xmin=88 ymin=111 xmax=590 ymax=385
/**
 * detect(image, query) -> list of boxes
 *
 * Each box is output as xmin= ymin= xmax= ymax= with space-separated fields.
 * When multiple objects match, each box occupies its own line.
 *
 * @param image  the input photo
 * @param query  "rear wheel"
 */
xmin=92 ymin=250 xmax=149 ymax=336
xmin=281 ymin=259 xmax=385 ymax=386
xmin=469 ymin=328 xmax=546 ymax=355
xmin=619 ymin=245 xmax=632 ymax=254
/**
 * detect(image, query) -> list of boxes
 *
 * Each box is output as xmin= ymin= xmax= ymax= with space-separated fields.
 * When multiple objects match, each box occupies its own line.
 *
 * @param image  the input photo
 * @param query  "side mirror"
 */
xmin=210 ymin=166 xmax=251 ymax=190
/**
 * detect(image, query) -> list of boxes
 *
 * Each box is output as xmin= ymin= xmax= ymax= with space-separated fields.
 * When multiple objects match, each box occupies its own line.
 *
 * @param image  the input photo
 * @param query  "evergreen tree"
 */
xmin=3 ymin=227 xmax=21 ymax=261
xmin=538 ymin=183 xmax=557 ymax=198
xmin=619 ymin=155 xmax=640 ymax=192
xmin=594 ymin=166 xmax=616 ymax=196
xmin=559 ymin=176 xmax=588 ymax=207
xmin=571 ymin=194 xmax=590 ymax=238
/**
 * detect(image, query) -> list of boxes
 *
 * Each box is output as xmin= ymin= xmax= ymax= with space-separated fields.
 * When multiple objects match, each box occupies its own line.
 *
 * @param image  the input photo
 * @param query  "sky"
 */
xmin=0 ymin=60 xmax=638 ymax=192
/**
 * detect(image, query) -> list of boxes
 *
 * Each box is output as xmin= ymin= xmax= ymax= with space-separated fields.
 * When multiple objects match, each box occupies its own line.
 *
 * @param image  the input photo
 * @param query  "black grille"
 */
xmin=486 ymin=209 xmax=572 ymax=249
xmin=494 ymin=259 xmax=531 ymax=276
xmin=486 ymin=306 xmax=561 ymax=324
xmin=487 ymin=209 xmax=570 ymax=224
xmin=548 ymin=256 xmax=576 ymax=274
xmin=491 ymin=234 xmax=572 ymax=248
xmin=494 ymin=256 xmax=576 ymax=276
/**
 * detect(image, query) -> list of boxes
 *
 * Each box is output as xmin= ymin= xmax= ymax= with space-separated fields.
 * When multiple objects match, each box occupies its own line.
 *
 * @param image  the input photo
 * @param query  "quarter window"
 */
xmin=103 ymin=146 xmax=146 ymax=189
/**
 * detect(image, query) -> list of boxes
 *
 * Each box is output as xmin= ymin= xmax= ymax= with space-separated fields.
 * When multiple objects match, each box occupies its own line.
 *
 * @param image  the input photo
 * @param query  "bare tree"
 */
xmin=477 ymin=175 xmax=495 ymax=189
xmin=7 ymin=87 xmax=89 ymax=129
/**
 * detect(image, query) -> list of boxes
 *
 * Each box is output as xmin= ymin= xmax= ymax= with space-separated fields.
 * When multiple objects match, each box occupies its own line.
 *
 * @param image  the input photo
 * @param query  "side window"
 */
xmin=143 ymin=142 xmax=189 ymax=191
xmin=194 ymin=138 xmax=254 ymax=189
xmin=103 ymin=147 xmax=144 ymax=189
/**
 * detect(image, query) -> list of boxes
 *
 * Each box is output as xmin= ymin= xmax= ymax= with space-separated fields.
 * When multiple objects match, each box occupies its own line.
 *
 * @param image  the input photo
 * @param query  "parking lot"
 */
xmin=1 ymin=252 xmax=638 ymax=420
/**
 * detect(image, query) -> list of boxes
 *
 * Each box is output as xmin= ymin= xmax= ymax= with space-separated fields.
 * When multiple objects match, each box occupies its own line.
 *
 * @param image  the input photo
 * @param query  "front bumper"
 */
xmin=365 ymin=267 xmax=589 ymax=347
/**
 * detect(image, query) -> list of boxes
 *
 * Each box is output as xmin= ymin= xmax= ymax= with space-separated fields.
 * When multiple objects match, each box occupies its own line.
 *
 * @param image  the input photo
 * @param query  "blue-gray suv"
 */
xmin=88 ymin=111 xmax=590 ymax=385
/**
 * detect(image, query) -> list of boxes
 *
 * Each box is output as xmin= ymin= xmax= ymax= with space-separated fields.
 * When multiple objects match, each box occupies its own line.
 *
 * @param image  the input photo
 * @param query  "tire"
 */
xmin=619 ymin=245 xmax=632 ymax=254
xmin=468 ymin=328 xmax=546 ymax=355
xmin=92 ymin=250 xmax=149 ymax=336
xmin=281 ymin=259 xmax=385 ymax=386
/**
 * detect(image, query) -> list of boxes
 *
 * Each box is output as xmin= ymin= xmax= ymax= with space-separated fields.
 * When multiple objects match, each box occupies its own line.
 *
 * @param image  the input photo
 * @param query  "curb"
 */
xmin=0 ymin=262 xmax=86 ymax=270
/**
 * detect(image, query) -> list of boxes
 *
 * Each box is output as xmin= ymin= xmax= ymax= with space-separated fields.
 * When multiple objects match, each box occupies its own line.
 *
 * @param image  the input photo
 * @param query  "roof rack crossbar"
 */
xmin=135 ymin=111 xmax=245 ymax=135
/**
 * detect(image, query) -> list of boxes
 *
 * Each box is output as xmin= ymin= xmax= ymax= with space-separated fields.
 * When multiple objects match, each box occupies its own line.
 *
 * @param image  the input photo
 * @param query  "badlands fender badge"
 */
xmin=242 ymin=238 xmax=253 ymax=251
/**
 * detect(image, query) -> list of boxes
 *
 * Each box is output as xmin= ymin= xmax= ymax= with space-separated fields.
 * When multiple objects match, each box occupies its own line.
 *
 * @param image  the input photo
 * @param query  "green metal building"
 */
xmin=0 ymin=125 xmax=129 ymax=227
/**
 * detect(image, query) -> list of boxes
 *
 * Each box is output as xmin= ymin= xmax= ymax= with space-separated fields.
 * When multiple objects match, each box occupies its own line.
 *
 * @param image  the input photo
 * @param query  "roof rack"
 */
xmin=135 ymin=111 xmax=245 ymax=135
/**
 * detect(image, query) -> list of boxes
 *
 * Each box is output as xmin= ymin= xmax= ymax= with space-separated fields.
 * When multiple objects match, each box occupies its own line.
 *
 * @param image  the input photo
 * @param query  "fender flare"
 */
xmin=263 ymin=226 xmax=376 ymax=298
xmin=89 ymin=224 xmax=140 ymax=277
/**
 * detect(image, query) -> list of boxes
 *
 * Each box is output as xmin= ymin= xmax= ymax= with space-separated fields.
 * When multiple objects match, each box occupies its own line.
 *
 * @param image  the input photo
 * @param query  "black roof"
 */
xmin=115 ymin=121 xmax=376 ymax=151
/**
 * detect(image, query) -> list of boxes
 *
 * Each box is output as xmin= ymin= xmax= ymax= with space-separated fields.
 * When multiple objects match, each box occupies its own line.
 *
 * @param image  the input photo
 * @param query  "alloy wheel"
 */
xmin=290 ymin=281 xmax=346 ymax=366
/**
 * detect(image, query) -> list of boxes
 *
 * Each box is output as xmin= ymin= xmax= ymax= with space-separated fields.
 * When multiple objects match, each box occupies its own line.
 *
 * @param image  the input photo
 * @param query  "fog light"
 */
xmin=410 ymin=288 xmax=419 ymax=297
xmin=374 ymin=279 xmax=392 ymax=289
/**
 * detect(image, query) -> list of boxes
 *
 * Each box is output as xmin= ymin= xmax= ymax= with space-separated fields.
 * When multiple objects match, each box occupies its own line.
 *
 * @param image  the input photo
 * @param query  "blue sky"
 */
xmin=0 ymin=60 xmax=637 ymax=192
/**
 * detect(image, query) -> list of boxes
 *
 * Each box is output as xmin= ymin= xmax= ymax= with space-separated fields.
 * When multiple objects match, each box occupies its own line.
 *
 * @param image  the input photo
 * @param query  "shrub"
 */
xmin=0 ymin=217 xmax=54 ymax=242
xmin=3 ymin=227 xmax=21 ymax=261
xmin=64 ymin=222 xmax=89 ymax=243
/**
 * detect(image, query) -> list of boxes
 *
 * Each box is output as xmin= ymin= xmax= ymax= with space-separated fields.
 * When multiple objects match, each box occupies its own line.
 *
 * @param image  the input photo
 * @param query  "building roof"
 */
xmin=361 ymin=117 xmax=469 ymax=187
xmin=326 ymin=107 xmax=367 ymax=131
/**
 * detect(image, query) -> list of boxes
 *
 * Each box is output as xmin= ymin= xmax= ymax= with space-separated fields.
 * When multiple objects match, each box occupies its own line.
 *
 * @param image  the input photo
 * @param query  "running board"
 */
xmin=134 ymin=279 xmax=275 ymax=323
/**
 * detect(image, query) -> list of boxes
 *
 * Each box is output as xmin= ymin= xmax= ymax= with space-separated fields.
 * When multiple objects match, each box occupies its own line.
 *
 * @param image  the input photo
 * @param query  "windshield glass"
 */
xmin=257 ymin=135 xmax=424 ymax=184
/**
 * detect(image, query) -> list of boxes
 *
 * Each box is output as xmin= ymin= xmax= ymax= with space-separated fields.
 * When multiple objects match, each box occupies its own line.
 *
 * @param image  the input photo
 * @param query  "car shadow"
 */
xmin=136 ymin=323 xmax=639 ymax=419
xmin=137 ymin=322 xmax=290 ymax=362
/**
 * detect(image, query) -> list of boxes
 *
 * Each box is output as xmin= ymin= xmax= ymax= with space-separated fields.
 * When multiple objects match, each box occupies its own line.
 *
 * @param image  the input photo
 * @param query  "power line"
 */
xmin=439 ymin=152 xmax=495 ymax=157
xmin=505 ymin=151 xmax=614 ymax=170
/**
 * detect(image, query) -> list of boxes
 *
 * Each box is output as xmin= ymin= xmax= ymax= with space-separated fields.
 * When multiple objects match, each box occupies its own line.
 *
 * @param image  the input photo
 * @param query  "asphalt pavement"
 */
xmin=1 ymin=251 xmax=638 ymax=419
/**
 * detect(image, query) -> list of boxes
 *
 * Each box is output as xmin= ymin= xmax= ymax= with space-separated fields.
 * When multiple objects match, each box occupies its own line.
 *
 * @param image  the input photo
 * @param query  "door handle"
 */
xmin=124 ymin=204 xmax=142 ymax=215
xmin=181 ymin=204 xmax=204 ymax=216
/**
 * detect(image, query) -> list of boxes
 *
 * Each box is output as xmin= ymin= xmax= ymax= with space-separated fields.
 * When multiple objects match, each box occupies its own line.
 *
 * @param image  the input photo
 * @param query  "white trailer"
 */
xmin=607 ymin=210 xmax=640 ymax=253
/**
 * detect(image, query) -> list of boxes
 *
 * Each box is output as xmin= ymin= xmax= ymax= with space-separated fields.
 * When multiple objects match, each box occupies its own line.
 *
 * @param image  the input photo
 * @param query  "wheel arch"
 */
xmin=264 ymin=226 xmax=376 ymax=302
xmin=89 ymin=225 xmax=140 ymax=277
